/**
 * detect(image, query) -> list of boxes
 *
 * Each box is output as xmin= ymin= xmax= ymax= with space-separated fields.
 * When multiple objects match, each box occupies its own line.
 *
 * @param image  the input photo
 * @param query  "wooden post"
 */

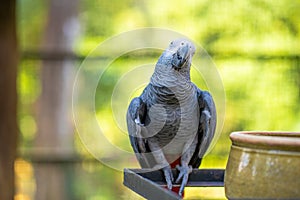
xmin=34 ymin=0 xmax=78 ymax=199
xmin=0 ymin=0 xmax=18 ymax=199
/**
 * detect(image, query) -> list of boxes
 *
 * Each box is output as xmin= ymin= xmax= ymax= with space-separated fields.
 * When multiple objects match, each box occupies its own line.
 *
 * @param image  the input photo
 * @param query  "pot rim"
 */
xmin=230 ymin=131 xmax=300 ymax=151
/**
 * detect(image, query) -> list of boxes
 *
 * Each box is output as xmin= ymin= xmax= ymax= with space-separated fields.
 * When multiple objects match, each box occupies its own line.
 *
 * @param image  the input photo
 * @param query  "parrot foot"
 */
xmin=175 ymin=164 xmax=193 ymax=196
xmin=162 ymin=165 xmax=174 ymax=190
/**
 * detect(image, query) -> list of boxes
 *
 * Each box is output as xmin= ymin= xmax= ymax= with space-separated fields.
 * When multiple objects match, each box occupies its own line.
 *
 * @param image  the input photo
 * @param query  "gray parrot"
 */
xmin=126 ymin=39 xmax=216 ymax=196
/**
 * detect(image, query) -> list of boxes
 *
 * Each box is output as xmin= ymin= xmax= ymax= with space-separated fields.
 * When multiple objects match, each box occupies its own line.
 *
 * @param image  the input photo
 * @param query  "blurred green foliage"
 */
xmin=17 ymin=0 xmax=300 ymax=199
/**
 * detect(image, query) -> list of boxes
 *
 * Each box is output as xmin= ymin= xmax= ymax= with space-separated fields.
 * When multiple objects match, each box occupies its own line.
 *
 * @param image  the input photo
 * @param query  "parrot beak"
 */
xmin=171 ymin=43 xmax=190 ymax=69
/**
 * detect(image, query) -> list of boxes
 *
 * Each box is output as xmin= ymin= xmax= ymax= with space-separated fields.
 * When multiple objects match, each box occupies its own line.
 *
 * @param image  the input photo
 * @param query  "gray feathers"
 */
xmin=126 ymin=39 xmax=216 ymax=169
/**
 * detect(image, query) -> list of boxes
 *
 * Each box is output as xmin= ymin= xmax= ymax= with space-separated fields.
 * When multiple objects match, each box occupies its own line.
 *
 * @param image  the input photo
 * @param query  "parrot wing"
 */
xmin=189 ymin=88 xmax=217 ymax=168
xmin=126 ymin=96 xmax=156 ymax=168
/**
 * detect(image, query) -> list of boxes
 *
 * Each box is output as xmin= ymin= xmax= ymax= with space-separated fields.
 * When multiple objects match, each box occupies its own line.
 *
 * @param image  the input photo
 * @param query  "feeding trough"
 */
xmin=225 ymin=131 xmax=300 ymax=199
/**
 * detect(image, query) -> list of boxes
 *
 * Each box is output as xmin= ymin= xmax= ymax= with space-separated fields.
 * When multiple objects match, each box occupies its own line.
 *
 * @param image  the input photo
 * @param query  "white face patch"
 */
xmin=168 ymin=39 xmax=196 ymax=56
xmin=167 ymin=39 xmax=195 ymax=70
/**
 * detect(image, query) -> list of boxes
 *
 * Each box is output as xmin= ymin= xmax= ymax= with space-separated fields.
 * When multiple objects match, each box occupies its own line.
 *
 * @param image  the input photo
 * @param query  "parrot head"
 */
xmin=168 ymin=39 xmax=196 ymax=70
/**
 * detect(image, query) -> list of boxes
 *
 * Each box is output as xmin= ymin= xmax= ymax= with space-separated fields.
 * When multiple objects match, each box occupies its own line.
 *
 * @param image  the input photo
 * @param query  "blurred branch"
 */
xmin=21 ymin=50 xmax=300 ymax=61
xmin=19 ymin=148 xmax=86 ymax=164
xmin=19 ymin=148 xmax=125 ymax=164
xmin=22 ymin=50 xmax=85 ymax=61
xmin=210 ymin=53 xmax=300 ymax=61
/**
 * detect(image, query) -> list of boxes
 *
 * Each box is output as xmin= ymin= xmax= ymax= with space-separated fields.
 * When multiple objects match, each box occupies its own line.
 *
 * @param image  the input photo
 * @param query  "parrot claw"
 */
xmin=162 ymin=165 xmax=174 ymax=190
xmin=175 ymin=164 xmax=193 ymax=196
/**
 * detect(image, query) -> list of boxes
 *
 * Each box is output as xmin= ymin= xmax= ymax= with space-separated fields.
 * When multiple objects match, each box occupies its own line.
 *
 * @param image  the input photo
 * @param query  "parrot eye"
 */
xmin=181 ymin=42 xmax=184 ymax=45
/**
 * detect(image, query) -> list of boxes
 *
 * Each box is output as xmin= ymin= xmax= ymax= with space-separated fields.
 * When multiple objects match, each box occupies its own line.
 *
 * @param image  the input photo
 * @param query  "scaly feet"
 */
xmin=175 ymin=164 xmax=193 ymax=196
xmin=162 ymin=165 xmax=174 ymax=190
xmin=161 ymin=164 xmax=192 ymax=196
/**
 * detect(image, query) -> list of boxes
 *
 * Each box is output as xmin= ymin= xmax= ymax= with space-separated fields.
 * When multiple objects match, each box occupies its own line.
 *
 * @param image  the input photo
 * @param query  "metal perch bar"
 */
xmin=123 ymin=168 xmax=225 ymax=200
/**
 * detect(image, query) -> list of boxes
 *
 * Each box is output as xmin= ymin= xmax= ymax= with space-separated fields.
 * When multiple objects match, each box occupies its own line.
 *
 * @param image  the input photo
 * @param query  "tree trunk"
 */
xmin=35 ymin=0 xmax=78 ymax=199
xmin=0 ymin=0 xmax=18 ymax=199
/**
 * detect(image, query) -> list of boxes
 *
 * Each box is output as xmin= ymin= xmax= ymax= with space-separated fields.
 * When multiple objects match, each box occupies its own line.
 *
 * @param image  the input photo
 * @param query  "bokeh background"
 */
xmin=15 ymin=0 xmax=300 ymax=199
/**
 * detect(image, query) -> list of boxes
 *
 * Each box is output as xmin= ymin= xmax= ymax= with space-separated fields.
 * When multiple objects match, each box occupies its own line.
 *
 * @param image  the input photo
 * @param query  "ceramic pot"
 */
xmin=225 ymin=131 xmax=300 ymax=199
